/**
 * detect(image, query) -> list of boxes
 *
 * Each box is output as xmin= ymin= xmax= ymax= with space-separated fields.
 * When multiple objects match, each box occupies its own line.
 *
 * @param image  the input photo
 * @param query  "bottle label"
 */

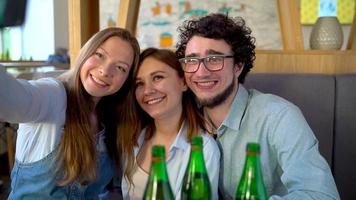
xmin=151 ymin=157 xmax=164 ymax=162
xmin=245 ymin=151 xmax=258 ymax=156
xmin=191 ymin=146 xmax=202 ymax=151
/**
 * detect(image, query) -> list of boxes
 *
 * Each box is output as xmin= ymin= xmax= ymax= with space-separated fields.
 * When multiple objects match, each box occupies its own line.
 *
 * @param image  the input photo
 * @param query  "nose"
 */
xmin=195 ymin=61 xmax=211 ymax=76
xmin=98 ymin=63 xmax=113 ymax=77
xmin=142 ymin=81 xmax=156 ymax=95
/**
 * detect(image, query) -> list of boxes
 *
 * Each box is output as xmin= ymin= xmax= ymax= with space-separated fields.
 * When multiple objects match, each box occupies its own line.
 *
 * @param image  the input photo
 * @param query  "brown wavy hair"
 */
xmin=133 ymin=47 xmax=207 ymax=144
xmin=123 ymin=48 xmax=209 ymax=187
xmin=57 ymin=27 xmax=140 ymax=185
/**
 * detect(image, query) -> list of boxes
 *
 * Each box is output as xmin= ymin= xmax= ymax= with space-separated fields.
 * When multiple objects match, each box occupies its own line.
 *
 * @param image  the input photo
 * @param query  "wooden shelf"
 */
xmin=254 ymin=50 xmax=356 ymax=73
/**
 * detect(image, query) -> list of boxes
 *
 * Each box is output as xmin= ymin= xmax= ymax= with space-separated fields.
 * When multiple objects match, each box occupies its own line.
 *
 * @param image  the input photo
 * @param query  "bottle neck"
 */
xmin=189 ymin=145 xmax=207 ymax=172
xmin=244 ymin=152 xmax=260 ymax=173
xmin=235 ymin=143 xmax=267 ymax=200
xmin=150 ymin=157 xmax=170 ymax=181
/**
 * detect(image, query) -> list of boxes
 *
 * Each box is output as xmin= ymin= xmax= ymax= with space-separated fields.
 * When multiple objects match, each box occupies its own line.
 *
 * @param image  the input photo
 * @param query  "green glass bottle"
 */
xmin=235 ymin=143 xmax=268 ymax=200
xmin=143 ymin=145 xmax=174 ymax=200
xmin=2 ymin=27 xmax=11 ymax=60
xmin=181 ymin=135 xmax=211 ymax=200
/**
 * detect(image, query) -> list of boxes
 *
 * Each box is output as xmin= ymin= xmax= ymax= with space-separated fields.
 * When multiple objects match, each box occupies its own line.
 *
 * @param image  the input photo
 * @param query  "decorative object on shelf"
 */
xmin=107 ymin=15 xmax=116 ymax=27
xmin=310 ymin=16 xmax=343 ymax=50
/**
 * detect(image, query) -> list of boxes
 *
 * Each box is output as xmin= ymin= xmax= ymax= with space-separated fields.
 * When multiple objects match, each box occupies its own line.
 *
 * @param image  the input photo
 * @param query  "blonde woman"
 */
xmin=0 ymin=27 xmax=140 ymax=199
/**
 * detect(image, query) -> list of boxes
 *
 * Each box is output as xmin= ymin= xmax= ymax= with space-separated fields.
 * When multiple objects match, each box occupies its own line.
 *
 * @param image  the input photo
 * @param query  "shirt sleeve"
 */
xmin=269 ymin=104 xmax=340 ymax=200
xmin=202 ymin=134 xmax=221 ymax=200
xmin=0 ymin=68 xmax=66 ymax=123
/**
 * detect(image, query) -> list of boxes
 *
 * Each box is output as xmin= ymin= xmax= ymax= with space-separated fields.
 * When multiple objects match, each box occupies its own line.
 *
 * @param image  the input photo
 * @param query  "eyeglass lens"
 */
xmin=181 ymin=55 xmax=232 ymax=72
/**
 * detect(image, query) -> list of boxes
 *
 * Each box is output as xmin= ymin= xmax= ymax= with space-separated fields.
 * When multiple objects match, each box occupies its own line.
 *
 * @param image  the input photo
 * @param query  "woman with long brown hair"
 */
xmin=121 ymin=48 xmax=220 ymax=200
xmin=0 ymin=27 xmax=140 ymax=199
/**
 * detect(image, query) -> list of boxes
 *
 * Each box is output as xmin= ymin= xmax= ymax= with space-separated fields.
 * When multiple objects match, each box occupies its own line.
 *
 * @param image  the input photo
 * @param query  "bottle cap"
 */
xmin=152 ymin=145 xmax=166 ymax=158
xmin=191 ymin=135 xmax=203 ymax=146
xmin=246 ymin=142 xmax=260 ymax=154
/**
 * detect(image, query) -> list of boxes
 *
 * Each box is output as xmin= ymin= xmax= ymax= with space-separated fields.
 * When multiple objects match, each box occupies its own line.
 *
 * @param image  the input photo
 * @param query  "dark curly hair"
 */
xmin=176 ymin=13 xmax=256 ymax=83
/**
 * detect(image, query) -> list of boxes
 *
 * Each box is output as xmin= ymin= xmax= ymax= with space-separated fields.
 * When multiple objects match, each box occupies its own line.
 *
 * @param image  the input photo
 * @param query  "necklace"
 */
xmin=204 ymin=109 xmax=218 ymax=136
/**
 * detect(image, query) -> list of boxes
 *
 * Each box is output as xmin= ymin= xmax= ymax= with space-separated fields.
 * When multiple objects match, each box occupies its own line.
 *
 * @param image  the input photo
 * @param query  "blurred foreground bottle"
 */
xmin=235 ymin=143 xmax=267 ymax=200
xmin=143 ymin=145 xmax=174 ymax=200
xmin=181 ymin=135 xmax=211 ymax=200
xmin=1 ymin=27 xmax=11 ymax=60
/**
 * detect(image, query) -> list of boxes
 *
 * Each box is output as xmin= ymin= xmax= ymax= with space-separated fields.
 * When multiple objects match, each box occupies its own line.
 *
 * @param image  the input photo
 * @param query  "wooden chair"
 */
xmin=4 ymin=123 xmax=16 ymax=173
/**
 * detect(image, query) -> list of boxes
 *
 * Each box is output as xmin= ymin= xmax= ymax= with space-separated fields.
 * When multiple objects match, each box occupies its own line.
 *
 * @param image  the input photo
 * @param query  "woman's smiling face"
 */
xmin=135 ymin=56 xmax=187 ymax=120
xmin=80 ymin=36 xmax=134 ymax=102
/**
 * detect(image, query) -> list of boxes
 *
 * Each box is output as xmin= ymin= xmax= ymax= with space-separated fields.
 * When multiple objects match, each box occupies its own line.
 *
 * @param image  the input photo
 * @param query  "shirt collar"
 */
xmin=134 ymin=120 xmax=190 ymax=155
xmin=169 ymin=120 xmax=190 ymax=152
xmin=218 ymin=85 xmax=249 ymax=135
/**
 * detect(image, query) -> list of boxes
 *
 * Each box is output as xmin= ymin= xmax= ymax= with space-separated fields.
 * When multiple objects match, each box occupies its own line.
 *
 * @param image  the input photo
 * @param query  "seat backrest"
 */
xmin=244 ymin=73 xmax=335 ymax=166
xmin=333 ymin=74 xmax=356 ymax=200
xmin=16 ymin=69 xmax=67 ymax=80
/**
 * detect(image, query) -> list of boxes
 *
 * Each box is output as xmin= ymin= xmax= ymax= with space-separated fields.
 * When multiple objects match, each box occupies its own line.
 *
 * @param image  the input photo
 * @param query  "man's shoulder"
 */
xmin=246 ymin=88 xmax=298 ymax=115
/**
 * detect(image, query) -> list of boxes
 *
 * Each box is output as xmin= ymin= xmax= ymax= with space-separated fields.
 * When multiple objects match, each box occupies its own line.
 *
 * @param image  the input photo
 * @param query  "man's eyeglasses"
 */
xmin=179 ymin=55 xmax=234 ymax=73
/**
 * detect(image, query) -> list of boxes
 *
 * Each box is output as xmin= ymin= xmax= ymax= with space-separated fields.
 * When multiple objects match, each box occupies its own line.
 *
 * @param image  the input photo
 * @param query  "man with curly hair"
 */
xmin=176 ymin=13 xmax=339 ymax=200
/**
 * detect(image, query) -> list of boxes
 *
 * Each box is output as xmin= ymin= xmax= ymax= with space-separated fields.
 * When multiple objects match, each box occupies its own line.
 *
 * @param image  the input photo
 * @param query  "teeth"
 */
xmin=91 ymin=75 xmax=107 ymax=86
xmin=147 ymin=97 xmax=163 ymax=105
xmin=197 ymin=81 xmax=215 ymax=86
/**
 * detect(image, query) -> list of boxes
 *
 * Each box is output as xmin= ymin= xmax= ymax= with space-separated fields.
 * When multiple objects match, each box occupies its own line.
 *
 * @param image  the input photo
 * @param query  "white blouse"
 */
xmin=128 ymin=162 xmax=149 ymax=200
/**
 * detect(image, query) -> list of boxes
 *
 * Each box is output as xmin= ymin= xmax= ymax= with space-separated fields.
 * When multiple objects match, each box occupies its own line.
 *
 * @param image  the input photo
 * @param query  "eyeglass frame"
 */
xmin=178 ymin=54 xmax=234 ymax=73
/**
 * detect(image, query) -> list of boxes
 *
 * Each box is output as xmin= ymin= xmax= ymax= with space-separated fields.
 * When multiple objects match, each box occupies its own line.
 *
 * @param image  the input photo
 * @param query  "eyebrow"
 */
xmin=185 ymin=53 xmax=199 ymax=57
xmin=206 ymin=49 xmax=224 ymax=55
xmin=185 ymin=49 xmax=225 ymax=57
xmin=98 ymin=47 xmax=109 ymax=55
xmin=135 ymin=70 xmax=167 ymax=80
xmin=98 ymin=47 xmax=130 ymax=68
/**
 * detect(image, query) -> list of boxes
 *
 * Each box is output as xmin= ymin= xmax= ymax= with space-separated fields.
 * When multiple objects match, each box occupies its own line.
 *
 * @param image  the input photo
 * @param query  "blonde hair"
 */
xmin=57 ymin=27 xmax=140 ymax=185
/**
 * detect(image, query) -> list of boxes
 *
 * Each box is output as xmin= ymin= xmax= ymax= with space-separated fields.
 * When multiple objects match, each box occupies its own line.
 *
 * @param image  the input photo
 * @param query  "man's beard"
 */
xmin=197 ymin=78 xmax=236 ymax=108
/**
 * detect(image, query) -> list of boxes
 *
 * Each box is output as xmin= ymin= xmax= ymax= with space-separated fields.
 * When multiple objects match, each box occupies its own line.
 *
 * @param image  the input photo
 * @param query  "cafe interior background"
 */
xmin=0 ymin=0 xmax=354 ymax=62
xmin=0 ymin=0 xmax=355 ymax=198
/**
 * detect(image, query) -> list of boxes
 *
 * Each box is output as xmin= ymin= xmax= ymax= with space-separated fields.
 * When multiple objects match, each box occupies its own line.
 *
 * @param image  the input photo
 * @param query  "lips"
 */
xmin=90 ymin=74 xmax=109 ymax=87
xmin=145 ymin=96 xmax=165 ymax=105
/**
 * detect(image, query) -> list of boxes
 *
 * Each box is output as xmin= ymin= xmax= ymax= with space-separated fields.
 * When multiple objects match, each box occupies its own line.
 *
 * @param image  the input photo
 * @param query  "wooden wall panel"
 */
xmin=254 ymin=50 xmax=356 ymax=73
xmin=117 ymin=0 xmax=140 ymax=35
xmin=347 ymin=12 xmax=356 ymax=51
xmin=68 ymin=0 xmax=99 ymax=66
xmin=277 ymin=0 xmax=304 ymax=50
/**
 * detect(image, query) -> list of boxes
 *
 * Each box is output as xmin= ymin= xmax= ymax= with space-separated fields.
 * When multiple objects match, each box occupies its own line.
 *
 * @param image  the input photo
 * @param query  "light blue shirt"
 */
xmin=0 ymin=69 xmax=67 ymax=163
xmin=216 ymin=85 xmax=340 ymax=200
xmin=0 ymin=68 xmax=114 ymax=199
xmin=122 ymin=121 xmax=220 ymax=200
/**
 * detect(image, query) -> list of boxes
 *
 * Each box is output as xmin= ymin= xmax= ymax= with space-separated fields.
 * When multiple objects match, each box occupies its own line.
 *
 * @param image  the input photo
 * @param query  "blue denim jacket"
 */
xmin=216 ymin=85 xmax=340 ymax=200
xmin=8 ymin=148 xmax=115 ymax=200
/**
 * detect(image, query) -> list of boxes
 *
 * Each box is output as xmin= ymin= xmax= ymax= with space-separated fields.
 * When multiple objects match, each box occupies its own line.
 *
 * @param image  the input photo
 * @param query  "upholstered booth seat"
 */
xmin=244 ymin=73 xmax=356 ymax=200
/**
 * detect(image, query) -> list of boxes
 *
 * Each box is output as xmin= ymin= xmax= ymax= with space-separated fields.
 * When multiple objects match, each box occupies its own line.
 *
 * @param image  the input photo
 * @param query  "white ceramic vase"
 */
xmin=310 ymin=16 xmax=343 ymax=50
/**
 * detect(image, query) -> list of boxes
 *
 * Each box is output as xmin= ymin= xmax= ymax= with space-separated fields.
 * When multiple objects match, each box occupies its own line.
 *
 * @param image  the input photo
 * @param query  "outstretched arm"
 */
xmin=0 ymin=68 xmax=66 ymax=123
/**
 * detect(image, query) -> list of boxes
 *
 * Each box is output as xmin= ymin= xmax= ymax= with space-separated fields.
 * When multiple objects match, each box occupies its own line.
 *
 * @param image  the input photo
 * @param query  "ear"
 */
xmin=181 ymin=77 xmax=188 ymax=92
xmin=234 ymin=63 xmax=244 ymax=76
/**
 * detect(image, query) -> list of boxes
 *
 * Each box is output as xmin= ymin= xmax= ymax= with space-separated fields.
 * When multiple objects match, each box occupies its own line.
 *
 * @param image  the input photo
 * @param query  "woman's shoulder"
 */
xmin=31 ymin=77 xmax=65 ymax=89
xmin=25 ymin=77 xmax=67 ymax=101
